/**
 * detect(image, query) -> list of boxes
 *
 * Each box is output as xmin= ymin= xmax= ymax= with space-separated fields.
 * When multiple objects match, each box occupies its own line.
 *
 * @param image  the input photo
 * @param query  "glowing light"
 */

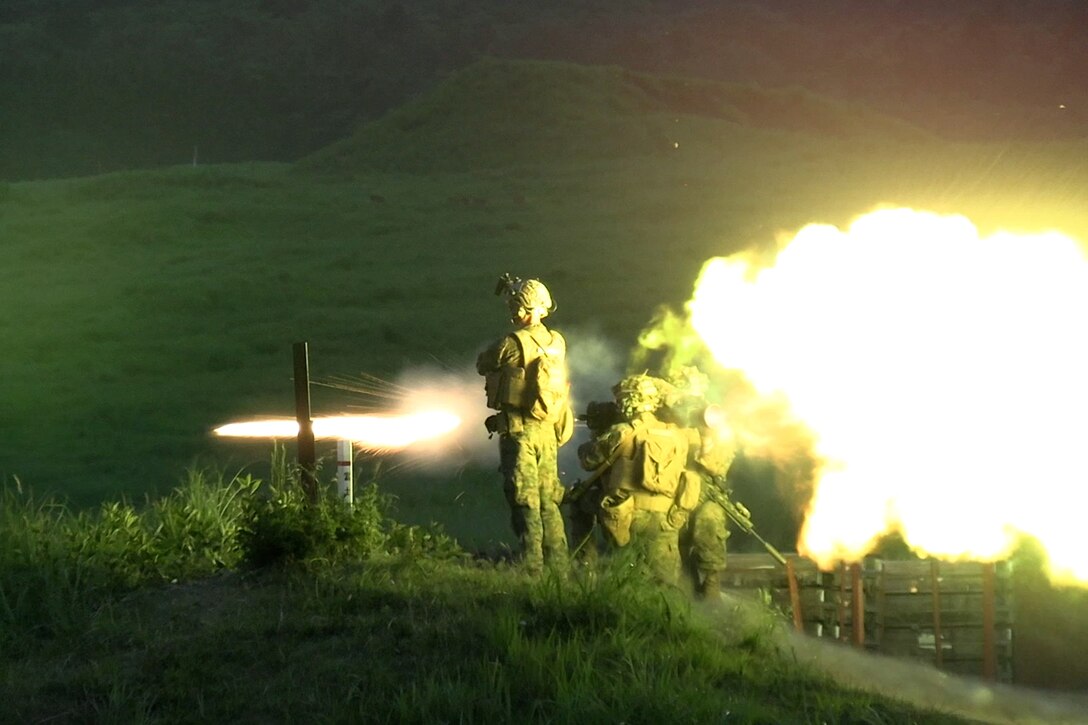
xmin=214 ymin=411 xmax=461 ymax=450
xmin=688 ymin=207 xmax=1088 ymax=584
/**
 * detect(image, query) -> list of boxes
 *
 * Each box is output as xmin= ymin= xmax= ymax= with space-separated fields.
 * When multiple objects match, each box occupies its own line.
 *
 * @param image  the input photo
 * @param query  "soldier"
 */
xmin=662 ymin=367 xmax=738 ymax=601
xmin=681 ymin=435 xmax=737 ymax=600
xmin=477 ymin=275 xmax=573 ymax=574
xmin=577 ymin=374 xmax=699 ymax=585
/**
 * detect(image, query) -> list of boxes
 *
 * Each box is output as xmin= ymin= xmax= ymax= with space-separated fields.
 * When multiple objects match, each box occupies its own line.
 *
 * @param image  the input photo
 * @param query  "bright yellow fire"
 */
xmin=689 ymin=207 xmax=1088 ymax=584
xmin=214 ymin=411 xmax=461 ymax=450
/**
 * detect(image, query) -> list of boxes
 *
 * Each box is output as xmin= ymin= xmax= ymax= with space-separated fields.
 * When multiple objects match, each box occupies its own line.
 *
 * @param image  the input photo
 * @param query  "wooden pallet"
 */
xmin=721 ymin=553 xmax=1013 ymax=682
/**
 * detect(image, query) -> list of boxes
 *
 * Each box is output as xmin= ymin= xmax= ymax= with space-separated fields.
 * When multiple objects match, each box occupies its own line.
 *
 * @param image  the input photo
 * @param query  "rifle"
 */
xmin=703 ymin=477 xmax=787 ymax=566
xmin=563 ymin=439 xmax=622 ymax=506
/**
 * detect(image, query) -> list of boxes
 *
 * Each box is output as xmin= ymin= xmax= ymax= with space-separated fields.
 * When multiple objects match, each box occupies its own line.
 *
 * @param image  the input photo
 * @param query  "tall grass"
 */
xmin=0 ymin=470 xmax=254 ymax=644
xmin=0 ymin=453 xmax=460 ymax=650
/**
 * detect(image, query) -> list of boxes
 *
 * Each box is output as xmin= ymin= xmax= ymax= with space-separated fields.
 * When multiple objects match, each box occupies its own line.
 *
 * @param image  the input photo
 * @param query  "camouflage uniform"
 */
xmin=478 ymin=321 xmax=570 ymax=574
xmin=679 ymin=415 xmax=737 ymax=599
xmin=682 ymin=492 xmax=730 ymax=596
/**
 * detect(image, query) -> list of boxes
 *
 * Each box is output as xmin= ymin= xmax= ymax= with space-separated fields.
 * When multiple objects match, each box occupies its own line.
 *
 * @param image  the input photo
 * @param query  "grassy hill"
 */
xmin=301 ymin=58 xmax=926 ymax=173
xmin=4 ymin=58 xmax=1087 ymax=529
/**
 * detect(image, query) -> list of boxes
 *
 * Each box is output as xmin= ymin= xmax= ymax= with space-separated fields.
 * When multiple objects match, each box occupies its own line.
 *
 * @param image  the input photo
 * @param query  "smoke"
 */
xmin=563 ymin=326 xmax=627 ymax=409
xmin=556 ymin=326 xmax=627 ymax=480
xmin=388 ymin=365 xmax=494 ymax=469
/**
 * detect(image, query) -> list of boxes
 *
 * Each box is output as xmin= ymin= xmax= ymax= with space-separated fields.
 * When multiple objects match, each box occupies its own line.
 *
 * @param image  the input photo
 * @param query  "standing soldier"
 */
xmin=477 ymin=274 xmax=573 ymax=574
xmin=577 ymin=374 xmax=699 ymax=585
xmin=681 ymin=432 xmax=737 ymax=600
xmin=662 ymin=367 xmax=738 ymax=601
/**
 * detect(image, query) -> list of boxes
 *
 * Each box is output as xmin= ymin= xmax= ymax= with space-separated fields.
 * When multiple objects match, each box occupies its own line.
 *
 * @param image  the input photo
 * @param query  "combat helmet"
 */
xmin=612 ymin=374 xmax=669 ymax=420
xmin=496 ymin=274 xmax=556 ymax=319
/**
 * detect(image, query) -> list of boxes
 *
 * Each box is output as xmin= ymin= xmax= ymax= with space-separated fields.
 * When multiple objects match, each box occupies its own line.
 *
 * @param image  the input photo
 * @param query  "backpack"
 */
xmin=637 ymin=424 xmax=689 ymax=498
xmin=512 ymin=327 xmax=570 ymax=423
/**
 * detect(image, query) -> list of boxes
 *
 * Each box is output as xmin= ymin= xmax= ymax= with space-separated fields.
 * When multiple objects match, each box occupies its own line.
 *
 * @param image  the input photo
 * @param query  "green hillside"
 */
xmin=301 ymin=58 xmax=926 ymax=173
xmin=3 ymin=59 xmax=1087 ymax=549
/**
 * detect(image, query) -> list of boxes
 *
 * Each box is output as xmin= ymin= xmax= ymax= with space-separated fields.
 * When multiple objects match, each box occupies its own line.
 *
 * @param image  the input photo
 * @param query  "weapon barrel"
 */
xmin=710 ymin=485 xmax=788 ymax=566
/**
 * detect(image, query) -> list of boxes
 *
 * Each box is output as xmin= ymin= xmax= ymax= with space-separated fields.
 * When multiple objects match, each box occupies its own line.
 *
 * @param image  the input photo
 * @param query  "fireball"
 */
xmin=688 ymin=208 xmax=1088 ymax=584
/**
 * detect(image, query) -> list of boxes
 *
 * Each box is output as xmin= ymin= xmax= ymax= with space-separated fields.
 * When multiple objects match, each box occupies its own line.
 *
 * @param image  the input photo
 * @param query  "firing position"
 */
xmin=477 ymin=274 xmax=573 ymax=574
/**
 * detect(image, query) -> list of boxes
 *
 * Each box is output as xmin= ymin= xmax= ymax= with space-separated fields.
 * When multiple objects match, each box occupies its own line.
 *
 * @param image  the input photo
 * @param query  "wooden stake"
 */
xmin=838 ymin=561 xmax=848 ymax=642
xmin=982 ymin=561 xmax=997 ymax=680
xmin=851 ymin=562 xmax=865 ymax=648
xmin=786 ymin=558 xmax=803 ymax=632
xmin=931 ymin=559 xmax=944 ymax=668
xmin=293 ymin=342 xmax=317 ymax=503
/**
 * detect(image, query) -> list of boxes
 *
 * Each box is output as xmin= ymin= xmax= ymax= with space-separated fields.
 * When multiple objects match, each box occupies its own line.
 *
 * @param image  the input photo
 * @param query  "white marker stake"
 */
xmin=336 ymin=439 xmax=353 ymax=506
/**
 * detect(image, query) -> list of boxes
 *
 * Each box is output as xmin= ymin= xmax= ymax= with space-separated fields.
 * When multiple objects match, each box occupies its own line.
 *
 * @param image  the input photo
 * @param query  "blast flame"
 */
xmin=688 ymin=208 xmax=1088 ymax=584
xmin=214 ymin=411 xmax=461 ymax=451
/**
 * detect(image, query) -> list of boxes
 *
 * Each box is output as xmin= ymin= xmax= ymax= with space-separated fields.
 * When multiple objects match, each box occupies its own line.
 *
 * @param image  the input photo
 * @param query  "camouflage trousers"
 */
xmin=629 ymin=508 xmax=682 ymax=586
xmin=680 ymin=499 xmax=729 ymax=585
xmin=499 ymin=419 xmax=569 ymax=573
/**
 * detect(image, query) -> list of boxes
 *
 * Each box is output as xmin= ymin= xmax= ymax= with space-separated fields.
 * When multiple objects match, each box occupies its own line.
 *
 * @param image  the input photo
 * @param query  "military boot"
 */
xmin=700 ymin=570 xmax=721 ymax=601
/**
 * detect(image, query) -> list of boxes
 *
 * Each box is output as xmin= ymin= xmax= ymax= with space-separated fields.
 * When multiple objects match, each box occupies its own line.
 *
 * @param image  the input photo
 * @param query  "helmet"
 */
xmin=612 ymin=374 xmax=667 ymax=419
xmin=508 ymin=278 xmax=554 ymax=318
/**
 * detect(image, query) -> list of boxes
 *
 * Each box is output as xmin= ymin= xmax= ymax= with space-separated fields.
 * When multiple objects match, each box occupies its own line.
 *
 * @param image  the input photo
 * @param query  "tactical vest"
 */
xmin=484 ymin=327 xmax=569 ymax=422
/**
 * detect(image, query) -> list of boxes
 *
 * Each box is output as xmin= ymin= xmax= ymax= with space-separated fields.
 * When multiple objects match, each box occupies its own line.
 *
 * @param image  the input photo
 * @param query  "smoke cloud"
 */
xmin=390 ymin=365 xmax=494 ymax=469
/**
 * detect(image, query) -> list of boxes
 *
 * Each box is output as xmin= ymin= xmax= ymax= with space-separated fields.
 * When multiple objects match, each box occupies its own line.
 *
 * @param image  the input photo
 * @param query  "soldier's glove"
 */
xmin=484 ymin=414 xmax=500 ymax=438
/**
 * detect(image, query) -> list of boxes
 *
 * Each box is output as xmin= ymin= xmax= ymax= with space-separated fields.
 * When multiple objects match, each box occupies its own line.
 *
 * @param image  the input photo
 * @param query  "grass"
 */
xmin=0 ymin=468 xmax=968 ymax=723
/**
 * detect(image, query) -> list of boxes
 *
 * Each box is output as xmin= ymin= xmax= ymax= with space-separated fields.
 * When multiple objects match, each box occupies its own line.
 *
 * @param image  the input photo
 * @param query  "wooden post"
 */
xmin=851 ymin=562 xmax=865 ymax=648
xmin=931 ymin=559 xmax=944 ymax=668
xmin=786 ymin=557 xmax=804 ymax=632
xmin=981 ymin=561 xmax=997 ymax=680
xmin=838 ymin=561 xmax=848 ymax=642
xmin=293 ymin=342 xmax=317 ymax=503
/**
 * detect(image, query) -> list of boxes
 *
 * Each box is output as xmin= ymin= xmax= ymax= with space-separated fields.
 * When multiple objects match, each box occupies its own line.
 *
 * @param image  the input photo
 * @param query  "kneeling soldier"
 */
xmin=577 ymin=374 xmax=699 ymax=585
